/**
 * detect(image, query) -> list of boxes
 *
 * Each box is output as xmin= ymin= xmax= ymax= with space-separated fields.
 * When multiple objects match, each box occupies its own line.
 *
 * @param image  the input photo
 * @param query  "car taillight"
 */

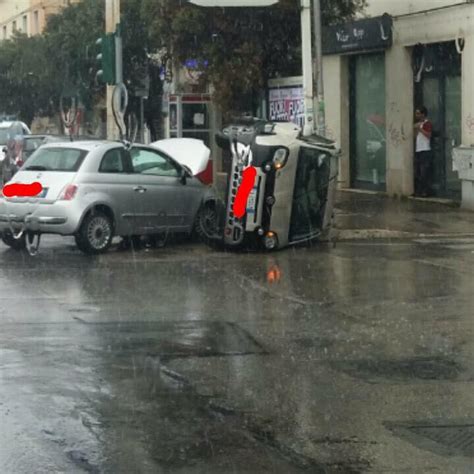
xmin=59 ymin=184 xmax=78 ymax=201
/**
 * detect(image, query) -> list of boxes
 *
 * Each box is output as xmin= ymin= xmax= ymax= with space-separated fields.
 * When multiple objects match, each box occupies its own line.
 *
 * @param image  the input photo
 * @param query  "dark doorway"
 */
xmin=414 ymin=42 xmax=462 ymax=199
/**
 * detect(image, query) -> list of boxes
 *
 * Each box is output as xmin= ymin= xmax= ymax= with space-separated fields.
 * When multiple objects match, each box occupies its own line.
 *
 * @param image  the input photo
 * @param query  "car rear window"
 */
xmin=24 ymin=147 xmax=87 ymax=172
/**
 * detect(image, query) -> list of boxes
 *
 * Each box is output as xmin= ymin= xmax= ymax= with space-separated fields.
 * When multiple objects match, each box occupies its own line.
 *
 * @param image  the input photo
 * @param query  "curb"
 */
xmin=331 ymin=229 xmax=474 ymax=242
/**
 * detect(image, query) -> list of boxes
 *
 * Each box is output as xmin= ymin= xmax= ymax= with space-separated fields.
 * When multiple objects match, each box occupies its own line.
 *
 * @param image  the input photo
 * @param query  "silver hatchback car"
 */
xmin=0 ymin=140 xmax=215 ymax=254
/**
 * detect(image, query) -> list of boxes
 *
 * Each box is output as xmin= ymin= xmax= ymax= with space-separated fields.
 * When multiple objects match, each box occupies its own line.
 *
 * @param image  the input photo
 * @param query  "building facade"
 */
xmin=0 ymin=0 xmax=77 ymax=40
xmin=322 ymin=0 xmax=474 ymax=199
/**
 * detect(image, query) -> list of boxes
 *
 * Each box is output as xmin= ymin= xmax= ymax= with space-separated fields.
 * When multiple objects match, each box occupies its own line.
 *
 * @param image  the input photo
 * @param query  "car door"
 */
xmin=130 ymin=146 xmax=200 ymax=233
xmin=93 ymin=147 xmax=137 ymax=236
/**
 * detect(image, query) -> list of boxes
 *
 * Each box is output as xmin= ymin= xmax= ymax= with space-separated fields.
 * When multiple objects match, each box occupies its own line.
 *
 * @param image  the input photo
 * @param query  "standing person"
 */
xmin=414 ymin=106 xmax=433 ymax=197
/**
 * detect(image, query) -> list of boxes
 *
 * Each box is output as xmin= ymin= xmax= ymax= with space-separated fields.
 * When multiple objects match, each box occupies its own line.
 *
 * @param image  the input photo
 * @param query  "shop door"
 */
xmin=350 ymin=53 xmax=386 ymax=191
xmin=415 ymin=43 xmax=462 ymax=199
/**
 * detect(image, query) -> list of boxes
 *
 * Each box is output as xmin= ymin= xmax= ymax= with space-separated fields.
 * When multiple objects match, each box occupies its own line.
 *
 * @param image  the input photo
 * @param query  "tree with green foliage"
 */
xmin=0 ymin=0 xmax=366 ymax=131
xmin=0 ymin=34 xmax=56 ymax=126
xmin=0 ymin=0 xmax=104 ymax=127
xmin=142 ymin=0 xmax=367 ymax=114
xmin=43 ymin=0 xmax=104 ymax=112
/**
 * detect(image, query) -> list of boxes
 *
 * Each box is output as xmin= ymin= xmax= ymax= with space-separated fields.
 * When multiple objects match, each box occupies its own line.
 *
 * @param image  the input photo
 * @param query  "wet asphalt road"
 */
xmin=1 ymin=234 xmax=474 ymax=473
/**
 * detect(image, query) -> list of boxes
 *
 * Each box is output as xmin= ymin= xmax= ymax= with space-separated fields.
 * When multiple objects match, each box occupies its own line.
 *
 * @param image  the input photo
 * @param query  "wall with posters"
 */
xmin=267 ymin=77 xmax=304 ymax=128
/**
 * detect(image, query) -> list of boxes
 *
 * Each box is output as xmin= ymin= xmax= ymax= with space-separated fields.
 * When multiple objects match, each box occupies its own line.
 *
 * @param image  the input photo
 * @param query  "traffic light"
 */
xmin=96 ymin=33 xmax=116 ymax=85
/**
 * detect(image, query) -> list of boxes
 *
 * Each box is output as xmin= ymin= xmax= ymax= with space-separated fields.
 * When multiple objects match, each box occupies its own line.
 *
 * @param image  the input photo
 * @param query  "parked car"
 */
xmin=0 ymin=120 xmax=31 ymax=183
xmin=0 ymin=139 xmax=214 ymax=254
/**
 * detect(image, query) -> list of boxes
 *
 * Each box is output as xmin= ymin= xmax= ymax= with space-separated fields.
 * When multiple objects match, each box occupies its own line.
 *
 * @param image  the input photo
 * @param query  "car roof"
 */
xmin=41 ymin=140 xmax=121 ymax=152
xmin=0 ymin=121 xmax=19 ymax=128
xmin=0 ymin=120 xmax=28 ymax=128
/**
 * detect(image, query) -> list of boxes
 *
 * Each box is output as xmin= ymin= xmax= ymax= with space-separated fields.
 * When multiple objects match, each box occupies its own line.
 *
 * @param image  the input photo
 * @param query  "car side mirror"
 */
xmin=180 ymin=166 xmax=192 ymax=185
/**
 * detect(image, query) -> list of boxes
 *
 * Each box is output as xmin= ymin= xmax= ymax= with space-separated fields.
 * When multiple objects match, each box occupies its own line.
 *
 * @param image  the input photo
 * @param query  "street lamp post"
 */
xmin=301 ymin=0 xmax=314 ymax=136
xmin=313 ymin=0 xmax=325 ymax=136
xmin=105 ymin=0 xmax=122 ymax=140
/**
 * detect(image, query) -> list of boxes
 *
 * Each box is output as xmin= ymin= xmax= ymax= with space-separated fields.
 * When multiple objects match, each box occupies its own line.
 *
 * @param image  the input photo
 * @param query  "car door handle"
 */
xmin=134 ymin=186 xmax=147 ymax=193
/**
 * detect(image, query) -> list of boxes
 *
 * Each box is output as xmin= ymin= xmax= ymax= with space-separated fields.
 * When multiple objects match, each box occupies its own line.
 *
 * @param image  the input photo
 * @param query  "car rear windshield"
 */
xmin=24 ymin=147 xmax=87 ymax=172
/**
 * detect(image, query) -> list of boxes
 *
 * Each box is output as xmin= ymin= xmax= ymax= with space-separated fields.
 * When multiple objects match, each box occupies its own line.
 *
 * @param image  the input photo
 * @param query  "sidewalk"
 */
xmin=333 ymin=189 xmax=474 ymax=241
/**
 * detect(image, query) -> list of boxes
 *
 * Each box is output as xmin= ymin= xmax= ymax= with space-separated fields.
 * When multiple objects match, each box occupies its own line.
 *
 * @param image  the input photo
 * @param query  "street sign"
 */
xmin=189 ymin=0 xmax=278 ymax=6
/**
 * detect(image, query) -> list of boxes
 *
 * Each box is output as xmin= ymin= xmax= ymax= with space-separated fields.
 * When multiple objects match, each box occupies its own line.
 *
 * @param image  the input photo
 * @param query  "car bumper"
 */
xmin=0 ymin=199 xmax=82 ymax=235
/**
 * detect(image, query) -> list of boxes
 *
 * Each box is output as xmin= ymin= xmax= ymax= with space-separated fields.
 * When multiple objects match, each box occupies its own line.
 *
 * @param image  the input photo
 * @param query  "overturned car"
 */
xmin=197 ymin=120 xmax=339 ymax=250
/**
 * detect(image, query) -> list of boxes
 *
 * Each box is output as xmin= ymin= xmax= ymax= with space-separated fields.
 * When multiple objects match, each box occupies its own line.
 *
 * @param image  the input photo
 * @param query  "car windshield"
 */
xmin=24 ymin=147 xmax=87 ymax=172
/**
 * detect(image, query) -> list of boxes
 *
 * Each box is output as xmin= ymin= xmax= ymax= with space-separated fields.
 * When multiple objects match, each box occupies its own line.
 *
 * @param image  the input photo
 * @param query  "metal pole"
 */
xmin=106 ymin=0 xmax=121 ymax=139
xmin=300 ymin=0 xmax=314 ymax=136
xmin=140 ymin=97 xmax=145 ymax=143
xmin=313 ymin=0 xmax=326 ymax=136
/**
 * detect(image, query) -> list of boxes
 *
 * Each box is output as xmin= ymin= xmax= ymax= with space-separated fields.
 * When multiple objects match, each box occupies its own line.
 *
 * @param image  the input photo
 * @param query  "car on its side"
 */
xmin=0 ymin=139 xmax=215 ymax=254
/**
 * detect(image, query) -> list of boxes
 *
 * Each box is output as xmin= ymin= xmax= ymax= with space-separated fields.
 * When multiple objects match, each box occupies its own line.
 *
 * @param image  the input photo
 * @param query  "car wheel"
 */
xmin=1 ymin=230 xmax=26 ymax=250
xmin=75 ymin=211 xmax=113 ymax=254
xmin=194 ymin=203 xmax=220 ymax=245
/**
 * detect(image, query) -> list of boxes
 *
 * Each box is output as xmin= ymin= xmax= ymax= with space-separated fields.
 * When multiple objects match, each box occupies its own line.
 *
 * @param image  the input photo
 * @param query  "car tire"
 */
xmin=75 ymin=211 xmax=113 ymax=255
xmin=193 ymin=203 xmax=221 ymax=246
xmin=1 ymin=230 xmax=26 ymax=251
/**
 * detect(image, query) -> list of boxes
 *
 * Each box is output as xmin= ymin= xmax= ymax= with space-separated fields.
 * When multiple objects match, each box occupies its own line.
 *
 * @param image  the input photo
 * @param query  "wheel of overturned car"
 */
xmin=75 ymin=211 xmax=113 ymax=255
xmin=1 ymin=230 xmax=26 ymax=251
xmin=194 ymin=203 xmax=220 ymax=245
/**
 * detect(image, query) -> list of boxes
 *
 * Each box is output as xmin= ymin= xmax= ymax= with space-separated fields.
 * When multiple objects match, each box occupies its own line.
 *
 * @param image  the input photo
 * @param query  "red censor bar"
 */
xmin=233 ymin=166 xmax=257 ymax=219
xmin=3 ymin=182 xmax=43 ymax=198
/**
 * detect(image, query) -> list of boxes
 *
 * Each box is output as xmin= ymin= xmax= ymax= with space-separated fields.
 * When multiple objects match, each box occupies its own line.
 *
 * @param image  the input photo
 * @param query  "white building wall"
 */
xmin=387 ymin=3 xmax=474 ymax=194
xmin=365 ymin=0 xmax=467 ymax=17
xmin=322 ymin=55 xmax=350 ymax=187
xmin=384 ymin=44 xmax=414 ymax=195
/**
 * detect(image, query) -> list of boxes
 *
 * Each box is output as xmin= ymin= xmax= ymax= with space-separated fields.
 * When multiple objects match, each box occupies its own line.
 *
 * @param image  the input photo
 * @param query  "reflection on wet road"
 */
xmin=1 ymin=236 xmax=473 ymax=472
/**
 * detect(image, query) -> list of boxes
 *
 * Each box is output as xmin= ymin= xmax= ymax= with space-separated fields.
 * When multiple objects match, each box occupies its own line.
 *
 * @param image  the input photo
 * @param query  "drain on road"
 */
xmin=385 ymin=422 xmax=474 ymax=458
xmin=332 ymin=357 xmax=464 ymax=383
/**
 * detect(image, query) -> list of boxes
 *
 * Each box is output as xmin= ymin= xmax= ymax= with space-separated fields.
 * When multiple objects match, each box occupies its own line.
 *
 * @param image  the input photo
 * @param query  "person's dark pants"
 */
xmin=414 ymin=151 xmax=432 ymax=196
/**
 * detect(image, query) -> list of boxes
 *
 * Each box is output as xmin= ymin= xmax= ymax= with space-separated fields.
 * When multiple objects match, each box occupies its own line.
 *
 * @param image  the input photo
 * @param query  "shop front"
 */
xmin=322 ymin=4 xmax=473 ymax=200
xmin=323 ymin=14 xmax=393 ymax=192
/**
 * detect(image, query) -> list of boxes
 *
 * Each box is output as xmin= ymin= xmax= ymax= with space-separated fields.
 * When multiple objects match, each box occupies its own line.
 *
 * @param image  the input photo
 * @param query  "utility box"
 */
xmin=453 ymin=146 xmax=474 ymax=210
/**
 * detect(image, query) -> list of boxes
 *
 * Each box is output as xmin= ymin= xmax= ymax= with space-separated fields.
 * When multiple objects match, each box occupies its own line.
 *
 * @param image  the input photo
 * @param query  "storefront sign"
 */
xmin=268 ymin=86 xmax=305 ymax=127
xmin=323 ymin=14 xmax=392 ymax=55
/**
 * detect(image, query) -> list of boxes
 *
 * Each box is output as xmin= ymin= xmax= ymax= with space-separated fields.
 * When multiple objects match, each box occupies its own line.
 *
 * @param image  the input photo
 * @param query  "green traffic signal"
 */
xmin=96 ymin=33 xmax=116 ymax=85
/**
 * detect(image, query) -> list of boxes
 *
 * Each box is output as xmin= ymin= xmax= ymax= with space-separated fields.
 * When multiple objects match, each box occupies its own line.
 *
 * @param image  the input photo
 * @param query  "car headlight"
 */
xmin=273 ymin=148 xmax=288 ymax=169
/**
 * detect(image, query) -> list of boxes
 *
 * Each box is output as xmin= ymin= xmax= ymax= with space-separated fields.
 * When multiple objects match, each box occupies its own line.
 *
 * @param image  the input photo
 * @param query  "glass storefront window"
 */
xmin=351 ymin=53 xmax=386 ymax=190
xmin=182 ymin=103 xmax=209 ymax=130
